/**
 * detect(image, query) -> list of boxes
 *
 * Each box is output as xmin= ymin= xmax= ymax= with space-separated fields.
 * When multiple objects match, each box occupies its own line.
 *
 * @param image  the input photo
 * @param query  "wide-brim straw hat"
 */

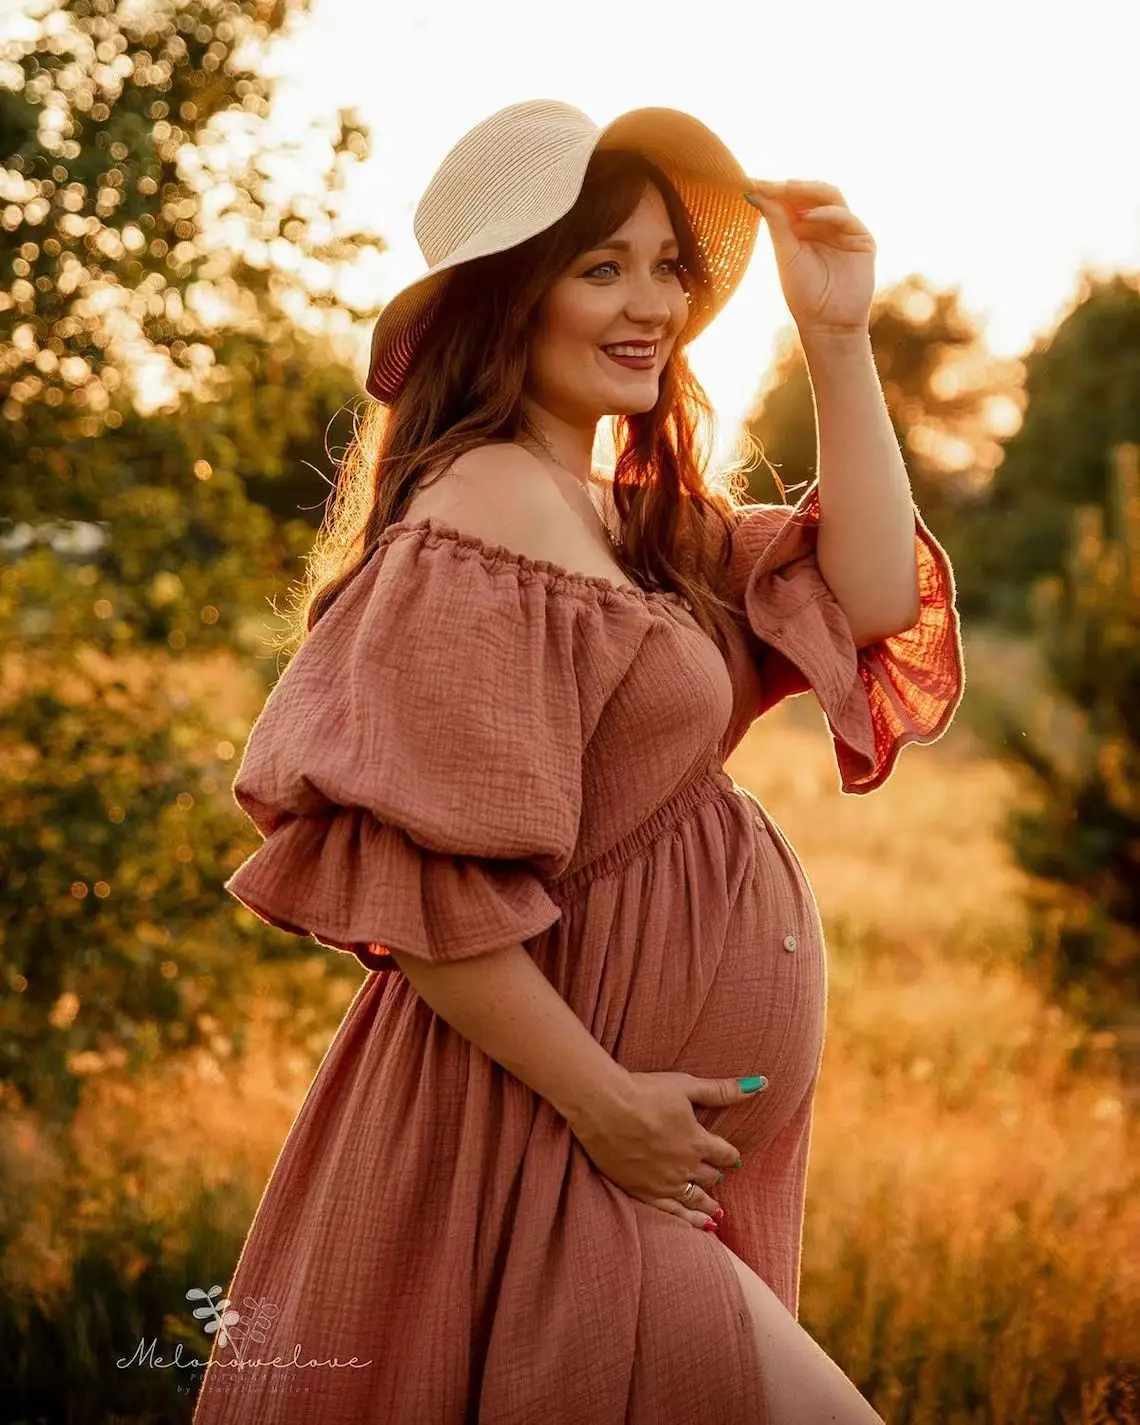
xmin=364 ymin=98 xmax=763 ymax=403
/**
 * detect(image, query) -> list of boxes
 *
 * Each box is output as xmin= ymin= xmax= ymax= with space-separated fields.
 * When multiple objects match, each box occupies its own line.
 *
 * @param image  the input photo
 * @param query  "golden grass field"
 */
xmin=727 ymin=647 xmax=1138 ymax=1422
xmin=2 ymin=626 xmax=1137 ymax=1421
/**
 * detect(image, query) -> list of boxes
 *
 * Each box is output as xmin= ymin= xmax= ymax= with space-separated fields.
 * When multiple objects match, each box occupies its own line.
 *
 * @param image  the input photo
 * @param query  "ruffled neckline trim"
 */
xmin=376 ymin=516 xmax=693 ymax=612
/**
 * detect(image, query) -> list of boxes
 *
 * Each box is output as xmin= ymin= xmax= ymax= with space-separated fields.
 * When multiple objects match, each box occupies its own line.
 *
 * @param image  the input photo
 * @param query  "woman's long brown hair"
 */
xmin=286 ymin=148 xmax=783 ymax=659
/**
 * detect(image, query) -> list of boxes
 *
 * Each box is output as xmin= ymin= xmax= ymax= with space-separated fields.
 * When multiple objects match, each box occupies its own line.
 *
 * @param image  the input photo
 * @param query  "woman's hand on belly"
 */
xmin=566 ymin=1070 xmax=769 ymax=1230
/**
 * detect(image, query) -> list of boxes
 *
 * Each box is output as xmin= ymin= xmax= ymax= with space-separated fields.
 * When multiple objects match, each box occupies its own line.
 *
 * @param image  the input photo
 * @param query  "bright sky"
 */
xmin=12 ymin=0 xmax=1140 ymax=465
xmin=258 ymin=0 xmax=1137 ymax=466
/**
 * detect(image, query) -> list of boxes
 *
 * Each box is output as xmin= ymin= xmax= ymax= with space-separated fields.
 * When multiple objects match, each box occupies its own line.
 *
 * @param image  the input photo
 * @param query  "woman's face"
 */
xmin=526 ymin=184 xmax=690 ymax=424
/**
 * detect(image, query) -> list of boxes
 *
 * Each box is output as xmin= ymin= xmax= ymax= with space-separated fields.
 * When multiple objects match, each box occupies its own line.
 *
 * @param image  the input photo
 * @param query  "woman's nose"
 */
xmin=623 ymin=284 xmax=672 ymax=327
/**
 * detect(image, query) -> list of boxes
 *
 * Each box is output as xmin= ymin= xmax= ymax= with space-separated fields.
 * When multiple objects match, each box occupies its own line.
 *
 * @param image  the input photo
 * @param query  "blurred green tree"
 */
xmin=0 ymin=0 xmax=381 ymax=1121
xmin=0 ymin=0 xmax=379 ymax=529
xmin=959 ymin=274 xmax=1140 ymax=630
xmin=983 ymin=443 xmax=1140 ymax=1035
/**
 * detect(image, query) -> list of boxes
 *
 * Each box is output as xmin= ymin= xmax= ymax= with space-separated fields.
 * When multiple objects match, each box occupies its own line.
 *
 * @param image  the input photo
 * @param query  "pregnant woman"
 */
xmin=192 ymin=99 xmax=964 ymax=1423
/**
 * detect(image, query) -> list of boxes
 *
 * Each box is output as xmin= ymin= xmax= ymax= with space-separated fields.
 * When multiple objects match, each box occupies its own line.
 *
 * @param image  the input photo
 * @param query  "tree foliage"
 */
xmin=0 ymin=0 xmax=380 ymax=1122
xmin=988 ymin=443 xmax=1140 ymax=1022
xmin=957 ymin=274 xmax=1140 ymax=630
xmin=1 ymin=0 xmax=381 ymax=485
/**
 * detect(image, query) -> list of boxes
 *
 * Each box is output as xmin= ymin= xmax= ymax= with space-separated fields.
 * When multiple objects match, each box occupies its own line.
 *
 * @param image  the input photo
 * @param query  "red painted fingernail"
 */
xmin=702 ymin=1219 xmax=719 ymax=1232
xmin=713 ymin=1209 xmax=725 ymax=1223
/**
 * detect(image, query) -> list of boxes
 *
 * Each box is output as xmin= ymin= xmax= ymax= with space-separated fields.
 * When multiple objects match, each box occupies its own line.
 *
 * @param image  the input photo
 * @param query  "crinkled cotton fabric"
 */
xmin=192 ymin=478 xmax=964 ymax=1424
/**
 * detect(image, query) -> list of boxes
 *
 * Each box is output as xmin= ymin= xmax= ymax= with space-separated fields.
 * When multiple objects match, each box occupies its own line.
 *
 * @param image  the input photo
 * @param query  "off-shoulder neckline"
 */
xmin=376 ymin=515 xmax=693 ymax=612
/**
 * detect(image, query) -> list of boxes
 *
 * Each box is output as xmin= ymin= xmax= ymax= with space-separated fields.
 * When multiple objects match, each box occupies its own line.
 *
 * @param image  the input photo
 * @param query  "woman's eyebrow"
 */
xmin=585 ymin=237 xmax=680 ymax=254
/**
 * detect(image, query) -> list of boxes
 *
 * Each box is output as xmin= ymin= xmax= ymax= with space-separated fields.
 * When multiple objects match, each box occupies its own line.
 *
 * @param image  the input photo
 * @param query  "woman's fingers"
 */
xmin=687 ymin=1182 xmax=724 ymax=1220
xmin=638 ymin=1174 xmax=727 ymax=1228
xmin=647 ymin=1195 xmax=723 ymax=1231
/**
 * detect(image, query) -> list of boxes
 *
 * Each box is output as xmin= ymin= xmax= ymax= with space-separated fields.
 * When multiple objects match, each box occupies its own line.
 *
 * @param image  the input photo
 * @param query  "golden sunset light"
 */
xmin=3 ymin=1 xmax=1138 ymax=1419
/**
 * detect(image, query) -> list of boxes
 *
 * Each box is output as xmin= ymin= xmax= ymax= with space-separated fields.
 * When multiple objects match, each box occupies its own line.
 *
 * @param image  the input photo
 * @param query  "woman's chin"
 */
xmin=601 ymin=391 xmax=661 ymax=417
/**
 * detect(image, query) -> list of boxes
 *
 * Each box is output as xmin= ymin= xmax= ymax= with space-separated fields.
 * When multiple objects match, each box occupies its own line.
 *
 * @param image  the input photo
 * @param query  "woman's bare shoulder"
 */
xmin=400 ymin=443 xmax=584 ymax=561
xmin=402 ymin=442 xmax=549 ymax=528
xmin=399 ymin=444 xmax=629 ymax=584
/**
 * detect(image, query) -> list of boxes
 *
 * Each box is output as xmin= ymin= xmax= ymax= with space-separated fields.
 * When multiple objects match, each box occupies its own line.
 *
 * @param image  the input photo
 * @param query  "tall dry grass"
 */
xmin=728 ymin=688 xmax=1139 ymax=1423
xmin=2 ymin=627 xmax=1137 ymax=1421
xmin=0 ymin=955 xmax=362 ymax=1419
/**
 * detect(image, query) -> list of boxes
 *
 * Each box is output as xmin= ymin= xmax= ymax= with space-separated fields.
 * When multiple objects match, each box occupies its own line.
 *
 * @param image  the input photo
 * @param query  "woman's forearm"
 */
xmin=802 ymin=328 xmax=921 ymax=642
xmin=387 ymin=942 xmax=635 ymax=1128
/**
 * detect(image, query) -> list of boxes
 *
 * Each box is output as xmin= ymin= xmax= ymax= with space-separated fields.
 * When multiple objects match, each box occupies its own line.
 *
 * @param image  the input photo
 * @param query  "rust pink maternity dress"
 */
xmin=192 ymin=477 xmax=964 ymax=1424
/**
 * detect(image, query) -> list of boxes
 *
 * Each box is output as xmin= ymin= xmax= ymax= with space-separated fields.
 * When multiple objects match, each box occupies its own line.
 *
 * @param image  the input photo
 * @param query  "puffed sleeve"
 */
xmin=224 ymin=523 xmax=627 ymax=973
xmin=715 ymin=479 xmax=965 ymax=795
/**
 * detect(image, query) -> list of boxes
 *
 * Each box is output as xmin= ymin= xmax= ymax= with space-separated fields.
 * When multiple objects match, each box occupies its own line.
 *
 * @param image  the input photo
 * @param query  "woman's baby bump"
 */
xmin=679 ymin=836 xmax=828 ymax=1156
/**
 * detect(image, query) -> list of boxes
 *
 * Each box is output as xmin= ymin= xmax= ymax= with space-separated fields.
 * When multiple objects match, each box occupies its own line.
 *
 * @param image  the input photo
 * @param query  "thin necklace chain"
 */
xmin=524 ymin=436 xmax=621 ymax=551
xmin=521 ymin=437 xmax=691 ymax=611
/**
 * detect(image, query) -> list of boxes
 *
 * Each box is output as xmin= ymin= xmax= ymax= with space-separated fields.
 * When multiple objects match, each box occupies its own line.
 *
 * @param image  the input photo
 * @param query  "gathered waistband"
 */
xmin=549 ymin=766 xmax=747 ymax=902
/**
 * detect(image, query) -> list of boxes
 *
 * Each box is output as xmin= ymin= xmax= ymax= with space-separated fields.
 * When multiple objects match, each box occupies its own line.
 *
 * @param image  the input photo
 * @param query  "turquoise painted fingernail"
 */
xmin=739 ymin=1076 xmax=767 ymax=1093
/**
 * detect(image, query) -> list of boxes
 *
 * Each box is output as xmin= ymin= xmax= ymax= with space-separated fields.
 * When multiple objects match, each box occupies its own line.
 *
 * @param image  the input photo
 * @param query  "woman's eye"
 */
xmin=586 ymin=258 xmax=682 ymax=278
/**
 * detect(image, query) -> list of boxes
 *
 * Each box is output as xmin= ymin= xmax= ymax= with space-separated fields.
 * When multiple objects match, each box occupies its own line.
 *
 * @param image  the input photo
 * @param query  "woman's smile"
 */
xmin=599 ymin=343 xmax=658 ymax=372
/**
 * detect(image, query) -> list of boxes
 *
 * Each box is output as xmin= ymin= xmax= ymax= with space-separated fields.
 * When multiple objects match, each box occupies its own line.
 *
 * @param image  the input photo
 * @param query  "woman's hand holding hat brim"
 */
xmin=741 ymin=179 xmax=877 ymax=336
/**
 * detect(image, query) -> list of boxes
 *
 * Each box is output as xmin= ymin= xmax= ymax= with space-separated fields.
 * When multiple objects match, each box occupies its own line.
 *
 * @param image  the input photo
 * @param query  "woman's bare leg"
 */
xmin=718 ymin=1242 xmax=885 ymax=1424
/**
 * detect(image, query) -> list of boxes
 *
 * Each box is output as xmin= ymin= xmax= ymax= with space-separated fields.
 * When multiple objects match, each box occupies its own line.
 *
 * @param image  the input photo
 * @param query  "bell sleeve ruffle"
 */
xmin=727 ymin=479 xmax=965 ymax=795
xmin=225 ymin=524 xmax=609 ymax=973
